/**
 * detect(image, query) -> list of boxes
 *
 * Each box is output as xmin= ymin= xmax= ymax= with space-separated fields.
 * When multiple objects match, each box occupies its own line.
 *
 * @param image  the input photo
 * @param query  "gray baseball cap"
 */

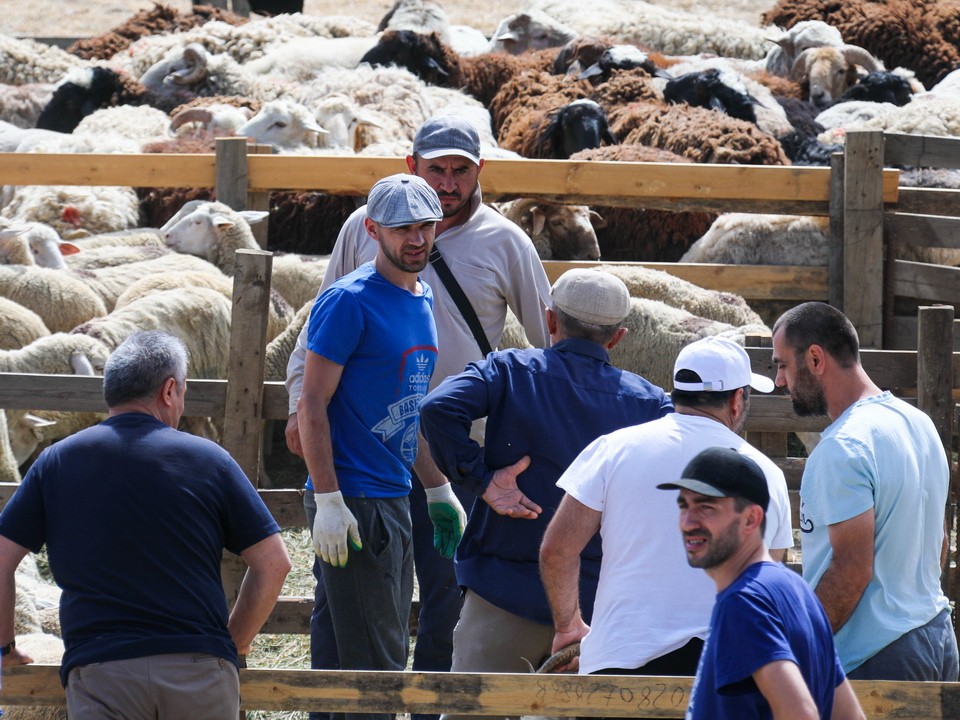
xmin=366 ymin=174 xmax=443 ymax=228
xmin=412 ymin=115 xmax=482 ymax=165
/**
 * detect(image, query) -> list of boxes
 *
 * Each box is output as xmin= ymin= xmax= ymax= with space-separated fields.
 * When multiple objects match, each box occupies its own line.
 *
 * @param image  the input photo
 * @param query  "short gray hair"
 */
xmin=103 ymin=331 xmax=189 ymax=407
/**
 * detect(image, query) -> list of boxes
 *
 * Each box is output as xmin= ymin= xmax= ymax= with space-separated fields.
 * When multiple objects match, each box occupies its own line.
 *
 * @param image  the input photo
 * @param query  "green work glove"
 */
xmin=424 ymin=484 xmax=467 ymax=559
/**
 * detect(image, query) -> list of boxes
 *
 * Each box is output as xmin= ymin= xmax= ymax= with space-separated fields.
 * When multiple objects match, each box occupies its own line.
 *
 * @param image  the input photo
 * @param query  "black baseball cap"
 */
xmin=657 ymin=446 xmax=769 ymax=512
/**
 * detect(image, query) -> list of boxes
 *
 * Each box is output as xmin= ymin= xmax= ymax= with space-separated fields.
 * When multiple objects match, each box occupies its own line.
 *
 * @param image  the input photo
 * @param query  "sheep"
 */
xmin=0 ymin=296 xmax=49 ymax=350
xmin=162 ymin=200 xmax=331 ymax=309
xmin=502 ymin=292 xmax=768 ymax=389
xmin=378 ymin=0 xmax=451 ymax=40
xmin=528 ymin=0 xmax=778 ymax=60
xmin=138 ymin=42 xmax=290 ymax=105
xmin=494 ymin=199 xmax=602 ymax=260
xmin=71 ymin=253 xmax=225 ymax=311
xmin=564 ymin=144 xmax=717 ymax=261
xmin=359 ymin=30 xmax=561 ymax=107
xmin=73 ymin=286 xmax=234 ymax=379
xmin=763 ymin=19 xmax=845 ymax=77
xmin=265 ymin=300 xmax=311 ymax=382
xmin=2 ymin=184 xmax=143 ymax=237
xmin=836 ymin=71 xmax=915 ymax=106
xmin=610 ymin=100 xmax=791 ymax=165
xmin=67 ymin=2 xmax=247 ymax=61
xmin=681 ymin=213 xmax=831 ymax=266
xmin=64 ymin=244 xmax=172 ymax=269
xmin=763 ymin=0 xmax=960 ymax=89
xmin=789 ymin=45 xmax=885 ymax=108
xmin=169 ymin=100 xmax=254 ymax=139
xmin=243 ymin=36 xmax=382 ymax=80
xmin=0 ymin=222 xmax=77 ymax=268
xmin=0 ymin=81 xmax=55 ymax=128
xmin=114 ymin=269 xmax=294 ymax=344
xmin=0 ymin=265 xmax=108 ymax=332
xmin=815 ymin=95 xmax=960 ymax=142
xmin=235 ymin=98 xmax=329 ymax=151
xmin=0 ymin=33 xmax=91 ymax=85
xmin=35 ymin=66 xmax=127 ymax=133
xmin=489 ymin=9 xmax=579 ymax=55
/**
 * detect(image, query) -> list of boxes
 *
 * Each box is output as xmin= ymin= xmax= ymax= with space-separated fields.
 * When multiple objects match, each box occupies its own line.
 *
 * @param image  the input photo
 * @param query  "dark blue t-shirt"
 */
xmin=0 ymin=413 xmax=280 ymax=685
xmin=687 ymin=561 xmax=845 ymax=719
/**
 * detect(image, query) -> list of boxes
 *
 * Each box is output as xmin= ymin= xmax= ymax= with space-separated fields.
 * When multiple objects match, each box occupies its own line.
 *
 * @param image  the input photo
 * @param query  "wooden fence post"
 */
xmin=917 ymin=305 xmax=958 ymax=613
xmin=843 ymin=130 xmax=885 ymax=348
xmin=216 ymin=136 xmax=251 ymax=212
xmin=247 ymin=143 xmax=273 ymax=249
xmin=221 ymin=249 xmax=273 ymax=486
xmin=828 ymin=151 xmax=845 ymax=309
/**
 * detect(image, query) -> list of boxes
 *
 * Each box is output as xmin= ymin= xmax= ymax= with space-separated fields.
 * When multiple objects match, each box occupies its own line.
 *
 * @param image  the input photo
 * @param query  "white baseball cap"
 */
xmin=673 ymin=336 xmax=775 ymax=393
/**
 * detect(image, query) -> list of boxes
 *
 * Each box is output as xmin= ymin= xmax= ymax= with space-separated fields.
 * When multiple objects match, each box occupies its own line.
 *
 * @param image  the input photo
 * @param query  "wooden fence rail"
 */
xmin=3 ymin=665 xmax=960 ymax=718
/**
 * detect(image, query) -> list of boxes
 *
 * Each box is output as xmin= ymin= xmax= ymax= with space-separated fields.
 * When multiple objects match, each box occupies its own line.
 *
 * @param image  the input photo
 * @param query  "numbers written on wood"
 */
xmin=535 ymin=678 xmax=687 ymax=711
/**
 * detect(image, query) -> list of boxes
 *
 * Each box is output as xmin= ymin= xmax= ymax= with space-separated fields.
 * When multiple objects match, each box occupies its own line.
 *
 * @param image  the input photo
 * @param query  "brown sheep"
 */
xmin=763 ymin=0 xmax=960 ymax=89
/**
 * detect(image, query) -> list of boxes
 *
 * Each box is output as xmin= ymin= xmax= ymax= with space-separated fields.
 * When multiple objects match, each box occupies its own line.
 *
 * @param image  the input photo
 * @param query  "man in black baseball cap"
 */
xmin=657 ymin=447 xmax=864 ymax=720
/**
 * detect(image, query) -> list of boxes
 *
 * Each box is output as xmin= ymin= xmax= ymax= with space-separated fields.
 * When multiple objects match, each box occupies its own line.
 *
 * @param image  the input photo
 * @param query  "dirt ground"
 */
xmin=2 ymin=0 xmax=774 ymax=39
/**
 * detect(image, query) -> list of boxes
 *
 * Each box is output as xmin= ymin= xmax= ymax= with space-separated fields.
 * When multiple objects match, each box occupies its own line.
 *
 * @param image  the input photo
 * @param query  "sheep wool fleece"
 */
xmin=558 ymin=413 xmax=793 ymax=675
xmin=0 ymin=413 xmax=281 ymax=687
xmin=306 ymin=262 xmax=438 ymax=498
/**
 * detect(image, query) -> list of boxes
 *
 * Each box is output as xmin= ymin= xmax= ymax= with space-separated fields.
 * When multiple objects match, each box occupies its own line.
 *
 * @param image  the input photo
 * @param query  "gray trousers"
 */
xmin=847 ymin=607 xmax=960 ymax=681
xmin=66 ymin=653 xmax=239 ymax=719
xmin=320 ymin=495 xmax=414 ymax=720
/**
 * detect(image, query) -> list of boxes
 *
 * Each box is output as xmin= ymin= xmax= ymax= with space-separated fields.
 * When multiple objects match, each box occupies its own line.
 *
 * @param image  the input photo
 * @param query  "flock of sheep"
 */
xmin=3 ymin=1 xmax=960 ymax=711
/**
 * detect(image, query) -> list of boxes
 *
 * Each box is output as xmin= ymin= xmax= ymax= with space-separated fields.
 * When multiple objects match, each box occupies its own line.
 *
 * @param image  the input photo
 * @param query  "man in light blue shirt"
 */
xmin=772 ymin=302 xmax=957 ymax=681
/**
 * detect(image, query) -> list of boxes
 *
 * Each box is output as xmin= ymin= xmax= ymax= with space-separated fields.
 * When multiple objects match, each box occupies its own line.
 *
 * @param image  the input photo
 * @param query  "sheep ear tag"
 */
xmin=58 ymin=242 xmax=81 ymax=257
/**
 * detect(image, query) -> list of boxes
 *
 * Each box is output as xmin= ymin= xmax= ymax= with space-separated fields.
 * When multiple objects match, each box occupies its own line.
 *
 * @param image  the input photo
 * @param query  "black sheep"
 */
xmin=663 ymin=68 xmax=759 ymax=125
xmin=36 ymin=67 xmax=124 ymax=132
xmin=539 ymin=99 xmax=616 ymax=158
xmin=838 ymin=71 xmax=914 ymax=106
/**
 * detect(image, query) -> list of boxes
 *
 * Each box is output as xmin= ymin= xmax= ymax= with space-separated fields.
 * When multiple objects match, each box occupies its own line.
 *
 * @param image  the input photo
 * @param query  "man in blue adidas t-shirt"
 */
xmin=297 ymin=174 xmax=466 ymax=720
xmin=659 ymin=447 xmax=864 ymax=720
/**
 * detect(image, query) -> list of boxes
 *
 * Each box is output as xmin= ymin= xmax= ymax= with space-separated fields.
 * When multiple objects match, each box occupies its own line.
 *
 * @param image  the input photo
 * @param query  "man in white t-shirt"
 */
xmin=540 ymin=335 xmax=792 ymax=680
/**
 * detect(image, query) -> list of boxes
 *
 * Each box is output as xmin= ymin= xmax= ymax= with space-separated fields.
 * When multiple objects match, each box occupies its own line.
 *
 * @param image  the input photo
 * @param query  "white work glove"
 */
xmin=313 ymin=491 xmax=362 ymax=567
xmin=424 ymin=484 xmax=468 ymax=559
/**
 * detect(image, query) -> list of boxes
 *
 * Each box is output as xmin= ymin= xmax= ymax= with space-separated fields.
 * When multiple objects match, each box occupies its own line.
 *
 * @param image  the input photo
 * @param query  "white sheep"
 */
xmin=162 ymin=200 xmax=330 ymax=309
xmin=0 ymin=295 xmax=50 ymax=350
xmin=0 ymin=265 xmax=108 ymax=332
xmin=72 ymin=253 xmax=225 ymax=310
xmin=74 ymin=286 xmax=234 ymax=379
xmin=681 ymin=214 xmax=831 ymax=267
xmin=244 ymin=36 xmax=382 ymax=80
xmin=495 ymin=199 xmax=603 ymax=261
xmin=0 ymin=33 xmax=90 ymax=84
xmin=236 ymin=98 xmax=329 ymax=151
xmin=526 ymin=0 xmax=777 ymax=60
xmin=0 ymin=81 xmax=55 ymax=128
xmin=115 ymin=269 xmax=294 ymax=344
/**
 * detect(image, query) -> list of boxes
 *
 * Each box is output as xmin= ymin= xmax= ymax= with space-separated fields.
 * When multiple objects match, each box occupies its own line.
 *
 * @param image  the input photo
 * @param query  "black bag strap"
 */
xmin=429 ymin=245 xmax=493 ymax=357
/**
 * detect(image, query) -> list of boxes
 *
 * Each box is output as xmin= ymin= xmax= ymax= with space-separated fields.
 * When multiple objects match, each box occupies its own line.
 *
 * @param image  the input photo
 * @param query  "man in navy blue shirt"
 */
xmin=419 ymin=268 xmax=672 ymax=720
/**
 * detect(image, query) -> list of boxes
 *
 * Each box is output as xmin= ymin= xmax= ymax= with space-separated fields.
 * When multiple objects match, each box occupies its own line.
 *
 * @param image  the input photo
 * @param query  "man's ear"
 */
xmin=159 ymin=376 xmax=178 ymax=407
xmin=743 ymin=503 xmax=765 ymax=534
xmin=807 ymin=343 xmax=827 ymax=375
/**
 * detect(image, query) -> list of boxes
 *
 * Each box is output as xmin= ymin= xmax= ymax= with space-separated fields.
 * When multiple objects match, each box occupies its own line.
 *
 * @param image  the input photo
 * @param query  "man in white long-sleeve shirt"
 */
xmin=285 ymin=115 xmax=552 ymax=720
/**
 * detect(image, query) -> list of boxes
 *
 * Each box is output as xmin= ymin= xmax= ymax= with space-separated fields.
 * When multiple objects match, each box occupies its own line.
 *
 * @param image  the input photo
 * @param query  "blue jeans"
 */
xmin=304 ymin=479 xmax=469 ymax=720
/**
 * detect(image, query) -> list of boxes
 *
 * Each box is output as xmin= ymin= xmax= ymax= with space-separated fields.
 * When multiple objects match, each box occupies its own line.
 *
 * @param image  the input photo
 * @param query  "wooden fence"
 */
xmin=5 ymin=665 xmax=960 ymax=717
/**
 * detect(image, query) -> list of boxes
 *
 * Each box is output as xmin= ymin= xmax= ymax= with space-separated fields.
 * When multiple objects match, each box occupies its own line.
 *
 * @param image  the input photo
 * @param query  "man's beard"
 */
xmin=791 ymin=363 xmax=828 ymax=417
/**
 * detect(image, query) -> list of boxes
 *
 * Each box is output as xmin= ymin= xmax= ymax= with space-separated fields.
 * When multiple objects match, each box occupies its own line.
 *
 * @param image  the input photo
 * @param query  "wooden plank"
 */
xmin=0 ymin=153 xmax=216 ymax=188
xmin=843 ymin=130 xmax=886 ymax=348
xmin=892 ymin=260 xmax=960 ymax=303
xmin=886 ymin=214 xmax=960 ymax=249
xmin=895 ymin=188 xmax=960 ymax=218
xmin=3 ymin=666 xmax=959 ymax=718
xmin=221 ymin=251 xmax=273 ymax=486
xmin=888 ymin=317 xmax=960 ymax=351
xmin=542 ymin=262 xmax=829 ymax=301
xmin=884 ymin=132 xmax=960 ymax=169
xmin=917 ymin=306 xmax=956 ymax=454
xmin=248 ymin=144 xmax=274 ymax=248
